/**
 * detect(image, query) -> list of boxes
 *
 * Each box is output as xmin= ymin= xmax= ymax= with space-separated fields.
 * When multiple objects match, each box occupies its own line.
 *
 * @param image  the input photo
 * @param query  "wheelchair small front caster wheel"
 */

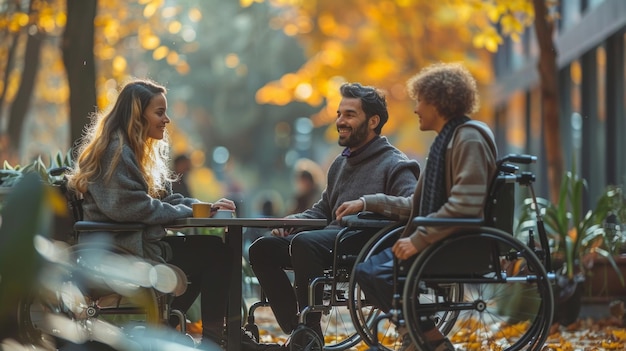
xmin=289 ymin=325 xmax=322 ymax=351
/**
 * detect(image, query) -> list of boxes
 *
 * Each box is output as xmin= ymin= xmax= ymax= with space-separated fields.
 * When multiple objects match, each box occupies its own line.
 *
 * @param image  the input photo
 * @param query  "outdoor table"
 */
xmin=167 ymin=217 xmax=327 ymax=350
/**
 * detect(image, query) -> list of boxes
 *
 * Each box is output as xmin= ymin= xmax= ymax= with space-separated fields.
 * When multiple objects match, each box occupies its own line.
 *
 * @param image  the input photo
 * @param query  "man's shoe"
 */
xmin=397 ymin=327 xmax=454 ymax=351
xmin=429 ymin=338 xmax=455 ymax=351
xmin=240 ymin=327 xmax=286 ymax=351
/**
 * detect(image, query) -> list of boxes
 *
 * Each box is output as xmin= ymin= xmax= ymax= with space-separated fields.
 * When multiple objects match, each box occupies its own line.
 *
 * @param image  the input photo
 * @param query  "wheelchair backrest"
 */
xmin=483 ymin=168 xmax=517 ymax=234
xmin=50 ymin=167 xmax=84 ymax=223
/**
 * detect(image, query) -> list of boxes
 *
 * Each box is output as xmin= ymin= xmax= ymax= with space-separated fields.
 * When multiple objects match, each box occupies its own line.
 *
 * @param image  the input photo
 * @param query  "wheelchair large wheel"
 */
xmin=403 ymin=228 xmax=553 ymax=351
xmin=318 ymin=280 xmax=364 ymax=351
xmin=17 ymin=242 xmax=162 ymax=348
xmin=347 ymin=227 xmax=463 ymax=350
xmin=347 ymin=227 xmax=401 ymax=349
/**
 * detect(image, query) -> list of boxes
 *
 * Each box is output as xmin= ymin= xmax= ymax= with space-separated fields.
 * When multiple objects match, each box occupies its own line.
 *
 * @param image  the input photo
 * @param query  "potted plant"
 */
xmin=517 ymin=170 xmax=625 ymax=325
xmin=1 ymin=151 xmax=75 ymax=242
xmin=0 ymin=151 xmax=73 ymax=187
xmin=582 ymin=185 xmax=626 ymax=298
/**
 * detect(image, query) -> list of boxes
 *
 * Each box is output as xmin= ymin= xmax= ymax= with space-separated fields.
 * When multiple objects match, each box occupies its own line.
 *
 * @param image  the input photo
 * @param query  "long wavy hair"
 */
xmin=68 ymin=79 xmax=174 ymax=198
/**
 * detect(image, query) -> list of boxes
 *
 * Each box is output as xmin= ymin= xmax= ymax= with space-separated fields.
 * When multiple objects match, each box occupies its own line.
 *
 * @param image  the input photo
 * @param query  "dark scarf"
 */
xmin=420 ymin=116 xmax=470 ymax=216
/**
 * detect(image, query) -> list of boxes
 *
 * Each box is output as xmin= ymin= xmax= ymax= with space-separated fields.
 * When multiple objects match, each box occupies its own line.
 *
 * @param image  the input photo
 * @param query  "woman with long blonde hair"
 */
xmin=69 ymin=78 xmax=235 ymax=348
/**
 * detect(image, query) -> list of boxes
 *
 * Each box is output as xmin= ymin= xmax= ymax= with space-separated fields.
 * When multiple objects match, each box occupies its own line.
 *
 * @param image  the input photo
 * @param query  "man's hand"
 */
xmin=271 ymin=227 xmax=294 ymax=237
xmin=335 ymin=199 xmax=365 ymax=221
xmin=392 ymin=237 xmax=418 ymax=260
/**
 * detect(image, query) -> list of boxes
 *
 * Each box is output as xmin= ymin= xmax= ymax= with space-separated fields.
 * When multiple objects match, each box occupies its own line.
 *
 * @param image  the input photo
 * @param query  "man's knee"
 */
xmin=249 ymin=235 xmax=291 ymax=268
xmin=289 ymin=232 xmax=310 ymax=257
xmin=248 ymin=236 xmax=273 ymax=265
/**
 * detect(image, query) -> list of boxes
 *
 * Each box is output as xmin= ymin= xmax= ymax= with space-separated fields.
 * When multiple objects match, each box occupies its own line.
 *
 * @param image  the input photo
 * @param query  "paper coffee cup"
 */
xmin=192 ymin=202 xmax=213 ymax=218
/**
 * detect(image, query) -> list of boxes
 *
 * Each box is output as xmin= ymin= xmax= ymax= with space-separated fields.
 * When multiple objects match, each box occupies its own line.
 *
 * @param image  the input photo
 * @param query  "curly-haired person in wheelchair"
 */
xmin=336 ymin=62 xmax=498 ymax=351
xmin=249 ymin=83 xmax=420 ymax=349
xmin=68 ymin=78 xmax=236 ymax=350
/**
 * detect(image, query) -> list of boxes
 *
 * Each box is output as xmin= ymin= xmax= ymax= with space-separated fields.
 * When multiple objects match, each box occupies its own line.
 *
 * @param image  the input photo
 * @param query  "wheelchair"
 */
xmin=16 ymin=167 xmax=191 ymax=350
xmin=243 ymin=219 xmax=402 ymax=351
xmin=343 ymin=154 xmax=555 ymax=351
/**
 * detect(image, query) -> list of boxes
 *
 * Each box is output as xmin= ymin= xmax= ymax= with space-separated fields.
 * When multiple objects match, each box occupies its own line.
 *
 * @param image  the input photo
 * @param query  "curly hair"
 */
xmin=68 ymin=79 xmax=174 ymax=198
xmin=340 ymin=82 xmax=388 ymax=134
xmin=406 ymin=62 xmax=479 ymax=119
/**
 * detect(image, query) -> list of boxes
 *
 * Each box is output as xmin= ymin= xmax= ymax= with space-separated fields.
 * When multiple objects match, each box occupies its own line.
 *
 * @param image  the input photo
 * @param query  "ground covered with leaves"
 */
xmin=183 ymin=315 xmax=626 ymax=351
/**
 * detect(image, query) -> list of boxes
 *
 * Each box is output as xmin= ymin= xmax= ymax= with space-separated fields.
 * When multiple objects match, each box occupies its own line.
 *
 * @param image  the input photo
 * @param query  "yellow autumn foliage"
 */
xmin=242 ymin=0 xmax=536 ymax=155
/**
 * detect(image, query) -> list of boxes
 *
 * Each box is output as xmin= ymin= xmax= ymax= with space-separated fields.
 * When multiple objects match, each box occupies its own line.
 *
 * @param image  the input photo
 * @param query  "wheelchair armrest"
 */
xmin=339 ymin=211 xmax=397 ymax=229
xmin=74 ymin=220 xmax=145 ymax=232
xmin=411 ymin=217 xmax=484 ymax=227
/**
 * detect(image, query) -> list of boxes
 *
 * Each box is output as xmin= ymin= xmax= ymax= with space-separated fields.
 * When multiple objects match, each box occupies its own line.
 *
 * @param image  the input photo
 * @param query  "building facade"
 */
xmin=492 ymin=0 xmax=626 ymax=209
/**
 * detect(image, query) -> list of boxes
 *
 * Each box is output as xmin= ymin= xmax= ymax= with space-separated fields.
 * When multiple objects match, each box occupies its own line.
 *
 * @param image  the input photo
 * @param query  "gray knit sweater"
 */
xmin=81 ymin=137 xmax=198 ymax=262
xmin=288 ymin=136 xmax=420 ymax=227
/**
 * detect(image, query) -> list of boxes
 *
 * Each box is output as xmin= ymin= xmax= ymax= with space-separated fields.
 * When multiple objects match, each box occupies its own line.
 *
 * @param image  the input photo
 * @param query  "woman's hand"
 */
xmin=392 ymin=237 xmax=418 ymax=260
xmin=335 ymin=199 xmax=364 ymax=221
xmin=211 ymin=198 xmax=236 ymax=211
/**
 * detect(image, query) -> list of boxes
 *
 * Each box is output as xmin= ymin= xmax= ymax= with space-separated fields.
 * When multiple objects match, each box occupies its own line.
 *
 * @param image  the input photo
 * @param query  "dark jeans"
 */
xmin=249 ymin=228 xmax=370 ymax=334
xmin=355 ymin=247 xmax=435 ymax=331
xmin=164 ymin=235 xmax=233 ymax=343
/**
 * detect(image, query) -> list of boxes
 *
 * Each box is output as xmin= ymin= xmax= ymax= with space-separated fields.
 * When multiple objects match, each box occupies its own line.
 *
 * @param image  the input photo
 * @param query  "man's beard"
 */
xmin=338 ymin=119 xmax=369 ymax=148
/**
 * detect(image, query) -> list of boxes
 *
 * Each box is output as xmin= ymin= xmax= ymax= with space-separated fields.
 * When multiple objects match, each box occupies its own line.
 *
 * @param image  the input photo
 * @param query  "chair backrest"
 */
xmin=49 ymin=166 xmax=83 ymax=223
xmin=49 ymin=167 xmax=83 ymax=244
xmin=484 ymin=172 xmax=516 ymax=234
xmin=485 ymin=154 xmax=539 ymax=235
xmin=483 ymin=161 xmax=524 ymax=234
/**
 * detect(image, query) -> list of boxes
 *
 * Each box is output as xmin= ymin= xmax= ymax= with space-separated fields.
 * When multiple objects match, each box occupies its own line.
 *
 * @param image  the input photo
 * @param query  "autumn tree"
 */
xmin=0 ymin=0 xmax=65 ymax=162
xmin=450 ymin=0 xmax=563 ymax=203
xmin=244 ymin=0 xmax=494 ymax=156
xmin=248 ymin=0 xmax=563 ymax=202
xmin=1 ymin=0 xmax=321 ymax=205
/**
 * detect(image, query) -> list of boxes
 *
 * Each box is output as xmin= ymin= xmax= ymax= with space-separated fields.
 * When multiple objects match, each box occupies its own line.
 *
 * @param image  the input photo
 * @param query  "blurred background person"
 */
xmin=172 ymin=154 xmax=192 ymax=197
xmin=287 ymin=158 xmax=324 ymax=215
xmin=243 ymin=190 xmax=285 ymax=260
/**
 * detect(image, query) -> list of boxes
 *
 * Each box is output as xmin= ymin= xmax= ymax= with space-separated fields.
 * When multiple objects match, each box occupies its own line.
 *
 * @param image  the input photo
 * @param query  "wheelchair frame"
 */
xmin=342 ymin=154 xmax=556 ymax=351
xmin=243 ymin=219 xmax=401 ymax=351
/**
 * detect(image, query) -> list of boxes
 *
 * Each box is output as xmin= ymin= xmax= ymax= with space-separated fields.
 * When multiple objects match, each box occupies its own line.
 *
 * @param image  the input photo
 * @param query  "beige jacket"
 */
xmin=361 ymin=120 xmax=497 ymax=253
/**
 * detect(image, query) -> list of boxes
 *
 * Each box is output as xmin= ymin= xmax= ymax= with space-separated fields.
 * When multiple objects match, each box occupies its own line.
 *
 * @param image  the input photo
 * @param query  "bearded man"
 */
xmin=248 ymin=83 xmax=420 ymax=347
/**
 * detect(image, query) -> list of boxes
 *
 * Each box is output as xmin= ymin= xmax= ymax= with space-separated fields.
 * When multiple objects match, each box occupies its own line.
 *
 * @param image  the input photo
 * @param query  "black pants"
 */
xmin=249 ymin=228 xmax=373 ymax=335
xmin=164 ymin=235 xmax=233 ymax=343
xmin=355 ymin=247 xmax=435 ymax=331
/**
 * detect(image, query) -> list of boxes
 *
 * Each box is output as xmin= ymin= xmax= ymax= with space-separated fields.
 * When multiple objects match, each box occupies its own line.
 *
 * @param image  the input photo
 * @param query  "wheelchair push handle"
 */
xmin=498 ymin=154 xmax=537 ymax=166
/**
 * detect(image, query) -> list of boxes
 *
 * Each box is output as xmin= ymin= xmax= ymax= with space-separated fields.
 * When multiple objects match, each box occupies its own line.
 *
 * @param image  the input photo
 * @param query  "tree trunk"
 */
xmin=0 ymin=31 xmax=20 ymax=162
xmin=62 ymin=0 xmax=97 ymax=151
xmin=532 ymin=0 xmax=564 ymax=204
xmin=7 ymin=0 xmax=44 ymax=155
xmin=0 ymin=32 xmax=19 ymax=129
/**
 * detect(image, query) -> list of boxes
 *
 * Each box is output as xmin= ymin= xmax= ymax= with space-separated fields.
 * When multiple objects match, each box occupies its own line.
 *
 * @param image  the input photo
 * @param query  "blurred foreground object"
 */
xmin=0 ymin=173 xmax=47 ymax=338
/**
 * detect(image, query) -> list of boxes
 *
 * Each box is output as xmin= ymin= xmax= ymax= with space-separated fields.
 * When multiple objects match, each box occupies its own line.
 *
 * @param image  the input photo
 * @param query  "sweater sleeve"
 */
xmin=409 ymin=127 xmax=496 ymax=252
xmin=161 ymin=182 xmax=199 ymax=207
xmin=361 ymin=193 xmax=414 ymax=220
xmin=386 ymin=159 xmax=421 ymax=197
xmin=87 ymin=147 xmax=194 ymax=225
